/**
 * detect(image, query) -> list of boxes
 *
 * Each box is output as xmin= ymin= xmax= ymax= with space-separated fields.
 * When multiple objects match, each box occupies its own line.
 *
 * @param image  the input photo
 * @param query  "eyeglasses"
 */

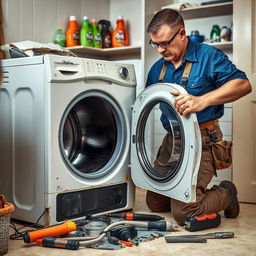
xmin=149 ymin=29 xmax=181 ymax=49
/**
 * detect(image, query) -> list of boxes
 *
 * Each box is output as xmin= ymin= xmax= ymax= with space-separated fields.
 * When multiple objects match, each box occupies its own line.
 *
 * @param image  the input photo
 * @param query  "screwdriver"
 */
xmin=36 ymin=237 xmax=80 ymax=250
xmin=105 ymin=212 xmax=164 ymax=221
xmin=165 ymin=232 xmax=234 ymax=243
xmin=107 ymin=236 xmax=133 ymax=247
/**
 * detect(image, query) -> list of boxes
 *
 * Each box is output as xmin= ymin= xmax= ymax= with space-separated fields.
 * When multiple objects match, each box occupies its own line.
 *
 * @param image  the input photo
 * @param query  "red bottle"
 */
xmin=112 ymin=15 xmax=128 ymax=47
xmin=66 ymin=16 xmax=80 ymax=47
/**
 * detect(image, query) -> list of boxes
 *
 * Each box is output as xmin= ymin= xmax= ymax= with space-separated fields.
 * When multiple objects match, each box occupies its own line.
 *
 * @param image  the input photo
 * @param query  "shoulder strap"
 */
xmin=158 ymin=64 xmax=167 ymax=82
xmin=158 ymin=61 xmax=193 ymax=86
xmin=180 ymin=61 xmax=193 ymax=88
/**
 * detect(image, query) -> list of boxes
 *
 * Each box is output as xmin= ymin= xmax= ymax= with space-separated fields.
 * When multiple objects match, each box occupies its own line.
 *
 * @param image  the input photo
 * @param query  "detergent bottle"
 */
xmin=91 ymin=19 xmax=102 ymax=48
xmin=66 ymin=16 xmax=80 ymax=47
xmin=98 ymin=19 xmax=112 ymax=48
xmin=112 ymin=15 xmax=128 ymax=47
xmin=80 ymin=16 xmax=93 ymax=47
xmin=53 ymin=28 xmax=66 ymax=47
xmin=210 ymin=24 xmax=221 ymax=42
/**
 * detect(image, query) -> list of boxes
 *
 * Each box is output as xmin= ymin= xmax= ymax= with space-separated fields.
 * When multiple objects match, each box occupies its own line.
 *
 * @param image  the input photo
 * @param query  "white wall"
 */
xmin=2 ymin=0 xmax=110 ymax=44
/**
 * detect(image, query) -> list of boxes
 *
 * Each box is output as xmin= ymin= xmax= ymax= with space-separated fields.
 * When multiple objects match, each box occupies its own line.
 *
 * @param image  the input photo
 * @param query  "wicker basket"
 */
xmin=0 ymin=195 xmax=14 ymax=256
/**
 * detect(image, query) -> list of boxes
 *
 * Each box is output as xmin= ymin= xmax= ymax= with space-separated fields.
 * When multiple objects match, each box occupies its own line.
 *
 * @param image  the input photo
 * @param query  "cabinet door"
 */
xmin=233 ymin=0 xmax=256 ymax=203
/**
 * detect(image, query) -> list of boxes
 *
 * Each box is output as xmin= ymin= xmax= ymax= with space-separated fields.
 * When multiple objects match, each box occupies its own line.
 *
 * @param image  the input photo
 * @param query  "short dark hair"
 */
xmin=147 ymin=9 xmax=184 ymax=33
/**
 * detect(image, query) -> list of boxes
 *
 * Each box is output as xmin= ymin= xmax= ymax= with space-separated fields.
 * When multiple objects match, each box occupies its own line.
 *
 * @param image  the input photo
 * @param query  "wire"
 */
xmin=34 ymin=209 xmax=48 ymax=229
xmin=9 ymin=209 xmax=48 ymax=240
xmin=9 ymin=222 xmax=34 ymax=240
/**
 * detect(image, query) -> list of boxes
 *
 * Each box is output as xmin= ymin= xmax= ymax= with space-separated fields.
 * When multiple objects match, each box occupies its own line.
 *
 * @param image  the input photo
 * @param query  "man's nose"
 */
xmin=157 ymin=46 xmax=165 ymax=54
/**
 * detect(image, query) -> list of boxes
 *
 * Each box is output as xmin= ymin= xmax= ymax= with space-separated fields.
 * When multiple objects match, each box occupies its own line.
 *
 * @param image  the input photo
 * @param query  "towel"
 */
xmin=1 ymin=40 xmax=77 ymax=58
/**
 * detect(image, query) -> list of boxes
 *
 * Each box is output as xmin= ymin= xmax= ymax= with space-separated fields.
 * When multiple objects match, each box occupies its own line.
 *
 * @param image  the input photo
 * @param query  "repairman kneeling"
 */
xmin=145 ymin=8 xmax=252 ymax=225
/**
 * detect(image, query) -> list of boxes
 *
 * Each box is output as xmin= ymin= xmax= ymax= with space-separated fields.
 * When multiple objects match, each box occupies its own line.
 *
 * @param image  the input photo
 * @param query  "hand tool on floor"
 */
xmin=105 ymin=212 xmax=164 ymax=221
xmin=23 ymin=221 xmax=77 ymax=243
xmin=110 ymin=224 xmax=137 ymax=244
xmin=108 ymin=236 xmax=133 ymax=247
xmin=184 ymin=213 xmax=221 ymax=232
xmin=165 ymin=231 xmax=234 ymax=243
xmin=36 ymin=237 xmax=80 ymax=250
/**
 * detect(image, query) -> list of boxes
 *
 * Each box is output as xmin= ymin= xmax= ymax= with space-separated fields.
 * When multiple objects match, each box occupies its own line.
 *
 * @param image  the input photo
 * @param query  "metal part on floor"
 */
xmin=165 ymin=232 xmax=235 ymax=243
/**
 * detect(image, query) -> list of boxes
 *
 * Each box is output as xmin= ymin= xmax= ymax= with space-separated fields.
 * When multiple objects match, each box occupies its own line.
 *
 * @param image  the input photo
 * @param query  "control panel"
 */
xmin=83 ymin=58 xmax=136 ymax=87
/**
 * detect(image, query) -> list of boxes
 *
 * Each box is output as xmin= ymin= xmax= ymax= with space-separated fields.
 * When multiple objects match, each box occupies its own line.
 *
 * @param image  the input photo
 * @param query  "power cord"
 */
xmin=9 ymin=209 xmax=47 ymax=240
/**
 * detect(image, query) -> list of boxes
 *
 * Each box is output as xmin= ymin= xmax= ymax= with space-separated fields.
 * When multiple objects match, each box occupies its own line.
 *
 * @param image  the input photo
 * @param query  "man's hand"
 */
xmin=171 ymin=91 xmax=208 ymax=116
xmin=170 ymin=79 xmax=252 ymax=116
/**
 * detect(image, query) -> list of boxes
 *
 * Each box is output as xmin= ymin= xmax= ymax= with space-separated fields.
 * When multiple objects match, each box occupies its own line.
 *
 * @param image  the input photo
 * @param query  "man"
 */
xmin=146 ymin=8 xmax=252 ymax=225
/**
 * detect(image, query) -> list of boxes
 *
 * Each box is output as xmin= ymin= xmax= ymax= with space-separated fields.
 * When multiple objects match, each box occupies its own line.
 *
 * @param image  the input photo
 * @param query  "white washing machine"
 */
xmin=0 ymin=55 xmax=136 ymax=225
xmin=0 ymin=55 xmax=202 ymax=226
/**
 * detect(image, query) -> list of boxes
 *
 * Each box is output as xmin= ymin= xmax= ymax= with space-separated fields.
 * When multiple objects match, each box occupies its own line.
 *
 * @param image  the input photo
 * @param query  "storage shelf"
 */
xmin=206 ymin=41 xmax=233 ymax=50
xmin=67 ymin=45 xmax=141 ymax=59
xmin=180 ymin=1 xmax=233 ymax=19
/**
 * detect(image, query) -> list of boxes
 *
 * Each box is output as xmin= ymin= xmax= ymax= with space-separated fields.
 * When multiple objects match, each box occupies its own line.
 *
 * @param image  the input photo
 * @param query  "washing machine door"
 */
xmin=59 ymin=90 xmax=129 ymax=179
xmin=131 ymin=83 xmax=202 ymax=203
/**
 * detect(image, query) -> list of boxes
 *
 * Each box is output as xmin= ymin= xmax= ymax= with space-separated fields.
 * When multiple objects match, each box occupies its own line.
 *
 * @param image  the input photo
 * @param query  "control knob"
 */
xmin=118 ymin=67 xmax=129 ymax=79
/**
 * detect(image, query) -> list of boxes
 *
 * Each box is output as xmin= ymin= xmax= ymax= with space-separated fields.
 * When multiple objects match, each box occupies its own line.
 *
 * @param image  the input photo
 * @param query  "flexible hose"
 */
xmin=63 ymin=220 xmax=179 ymax=247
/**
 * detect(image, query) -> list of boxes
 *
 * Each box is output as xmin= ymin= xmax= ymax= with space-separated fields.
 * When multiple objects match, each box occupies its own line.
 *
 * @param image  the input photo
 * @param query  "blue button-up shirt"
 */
xmin=146 ymin=39 xmax=248 ymax=129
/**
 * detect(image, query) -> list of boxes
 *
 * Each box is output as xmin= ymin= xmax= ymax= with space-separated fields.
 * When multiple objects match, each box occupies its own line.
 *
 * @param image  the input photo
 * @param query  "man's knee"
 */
xmin=172 ymin=210 xmax=187 ymax=226
xmin=146 ymin=190 xmax=171 ymax=212
xmin=171 ymin=200 xmax=201 ymax=226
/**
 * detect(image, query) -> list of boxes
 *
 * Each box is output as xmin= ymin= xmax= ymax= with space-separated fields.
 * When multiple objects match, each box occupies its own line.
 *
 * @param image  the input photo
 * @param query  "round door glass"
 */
xmin=59 ymin=92 xmax=126 ymax=178
xmin=136 ymin=100 xmax=184 ymax=182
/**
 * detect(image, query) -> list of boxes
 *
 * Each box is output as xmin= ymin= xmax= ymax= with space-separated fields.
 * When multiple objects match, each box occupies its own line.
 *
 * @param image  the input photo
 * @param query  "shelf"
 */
xmin=180 ymin=1 xmax=233 ymax=19
xmin=206 ymin=41 xmax=233 ymax=50
xmin=66 ymin=45 xmax=141 ymax=60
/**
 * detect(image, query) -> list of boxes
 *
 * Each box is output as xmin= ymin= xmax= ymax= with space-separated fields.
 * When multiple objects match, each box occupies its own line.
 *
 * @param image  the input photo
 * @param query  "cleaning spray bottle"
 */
xmin=98 ymin=19 xmax=112 ymax=48
xmin=66 ymin=16 xmax=80 ymax=47
xmin=80 ymin=16 xmax=93 ymax=47
xmin=91 ymin=19 xmax=102 ymax=48
xmin=112 ymin=15 xmax=128 ymax=47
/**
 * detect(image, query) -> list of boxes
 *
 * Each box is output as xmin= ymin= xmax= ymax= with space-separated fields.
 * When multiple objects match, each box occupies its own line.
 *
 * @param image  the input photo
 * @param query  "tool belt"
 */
xmin=199 ymin=119 xmax=219 ymax=131
xmin=200 ymin=119 xmax=232 ymax=170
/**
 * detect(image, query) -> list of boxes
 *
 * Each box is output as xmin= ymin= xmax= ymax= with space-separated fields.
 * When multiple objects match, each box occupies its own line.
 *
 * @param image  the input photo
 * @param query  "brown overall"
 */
xmin=146 ymin=63 xmax=230 ymax=225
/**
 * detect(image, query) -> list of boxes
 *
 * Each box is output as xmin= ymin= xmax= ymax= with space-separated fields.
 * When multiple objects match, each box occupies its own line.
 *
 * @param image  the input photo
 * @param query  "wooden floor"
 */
xmin=6 ymin=187 xmax=256 ymax=256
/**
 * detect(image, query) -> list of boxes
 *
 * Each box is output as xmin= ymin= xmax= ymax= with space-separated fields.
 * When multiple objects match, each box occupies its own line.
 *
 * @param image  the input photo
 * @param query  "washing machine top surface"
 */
xmin=131 ymin=83 xmax=202 ymax=203
xmin=1 ymin=55 xmax=44 ymax=67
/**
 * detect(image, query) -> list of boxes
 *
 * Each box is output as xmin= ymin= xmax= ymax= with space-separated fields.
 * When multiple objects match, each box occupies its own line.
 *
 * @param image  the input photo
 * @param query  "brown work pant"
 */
xmin=146 ymin=123 xmax=230 ymax=225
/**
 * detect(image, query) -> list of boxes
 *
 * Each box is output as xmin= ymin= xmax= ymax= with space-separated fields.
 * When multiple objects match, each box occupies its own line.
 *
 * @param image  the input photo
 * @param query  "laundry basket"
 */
xmin=0 ymin=195 xmax=14 ymax=256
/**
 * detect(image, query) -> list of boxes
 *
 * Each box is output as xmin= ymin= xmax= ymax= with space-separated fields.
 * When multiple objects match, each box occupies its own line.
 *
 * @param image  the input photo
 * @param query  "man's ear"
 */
xmin=180 ymin=29 xmax=187 ymax=39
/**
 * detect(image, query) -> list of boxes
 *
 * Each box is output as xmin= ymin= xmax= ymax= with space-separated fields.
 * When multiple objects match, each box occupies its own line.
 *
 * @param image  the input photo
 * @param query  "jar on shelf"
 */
xmin=220 ymin=26 xmax=232 ymax=42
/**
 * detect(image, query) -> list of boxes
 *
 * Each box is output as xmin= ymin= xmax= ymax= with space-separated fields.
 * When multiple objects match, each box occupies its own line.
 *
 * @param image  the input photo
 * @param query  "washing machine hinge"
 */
xmin=132 ymin=135 xmax=136 ymax=144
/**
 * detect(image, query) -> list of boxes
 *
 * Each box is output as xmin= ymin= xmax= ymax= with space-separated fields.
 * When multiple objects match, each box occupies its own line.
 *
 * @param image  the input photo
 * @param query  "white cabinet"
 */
xmin=181 ymin=1 xmax=233 ymax=51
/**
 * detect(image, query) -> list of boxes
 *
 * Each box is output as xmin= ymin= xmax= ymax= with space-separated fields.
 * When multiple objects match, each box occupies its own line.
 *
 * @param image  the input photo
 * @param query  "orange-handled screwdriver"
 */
xmin=36 ymin=237 xmax=80 ymax=250
xmin=106 ymin=212 xmax=164 ymax=221
xmin=23 ymin=221 xmax=76 ymax=243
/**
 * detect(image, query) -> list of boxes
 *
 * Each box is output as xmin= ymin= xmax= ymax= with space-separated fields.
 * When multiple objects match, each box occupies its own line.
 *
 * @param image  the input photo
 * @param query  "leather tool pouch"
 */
xmin=210 ymin=140 xmax=232 ymax=170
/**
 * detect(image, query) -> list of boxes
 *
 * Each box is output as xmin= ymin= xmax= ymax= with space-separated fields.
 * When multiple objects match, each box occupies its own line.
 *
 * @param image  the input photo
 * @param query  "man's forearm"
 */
xmin=202 ymin=79 xmax=252 ymax=107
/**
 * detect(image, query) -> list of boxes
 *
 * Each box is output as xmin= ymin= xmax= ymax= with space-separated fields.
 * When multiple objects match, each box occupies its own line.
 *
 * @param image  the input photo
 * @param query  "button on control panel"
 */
xmin=83 ymin=59 xmax=136 ymax=86
xmin=118 ymin=67 xmax=129 ymax=79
